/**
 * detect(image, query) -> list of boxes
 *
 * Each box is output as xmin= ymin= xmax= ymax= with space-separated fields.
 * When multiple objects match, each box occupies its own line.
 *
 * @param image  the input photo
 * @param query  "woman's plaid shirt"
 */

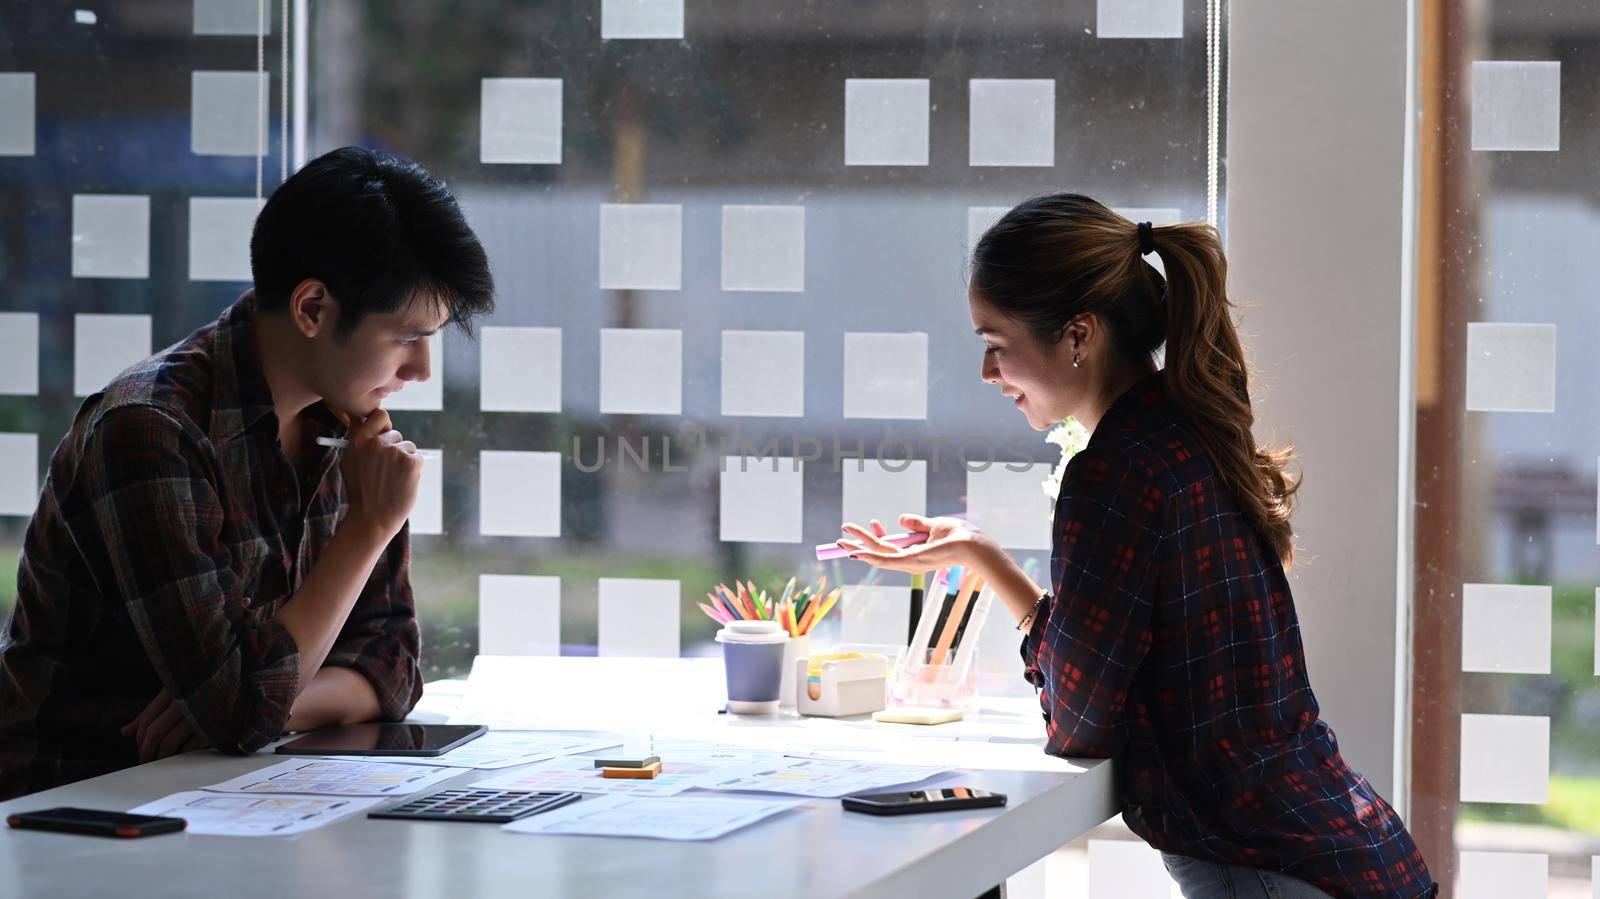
xmin=1021 ymin=372 xmax=1435 ymax=898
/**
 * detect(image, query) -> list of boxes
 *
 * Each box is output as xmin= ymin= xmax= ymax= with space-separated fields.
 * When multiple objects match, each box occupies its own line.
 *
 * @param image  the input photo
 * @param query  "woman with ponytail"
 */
xmin=837 ymin=195 xmax=1434 ymax=898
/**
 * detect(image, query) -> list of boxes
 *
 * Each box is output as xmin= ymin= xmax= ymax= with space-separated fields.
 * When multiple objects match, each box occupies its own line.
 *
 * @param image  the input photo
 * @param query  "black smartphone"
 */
xmin=7 ymin=807 xmax=186 ymax=838
xmin=841 ymin=787 xmax=1007 ymax=816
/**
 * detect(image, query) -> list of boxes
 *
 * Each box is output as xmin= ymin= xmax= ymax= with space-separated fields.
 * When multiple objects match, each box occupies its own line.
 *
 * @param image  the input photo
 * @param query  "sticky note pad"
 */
xmin=600 ymin=328 xmax=681 ymax=415
xmin=843 ymin=332 xmax=928 ymax=420
xmin=593 ymin=754 xmax=659 ymax=769
xmin=719 ymin=457 xmax=803 ymax=543
xmin=1471 ymin=61 xmax=1560 ymax=152
xmin=1096 ymin=0 xmax=1183 ymax=38
xmin=478 ymin=574 xmax=562 ymax=657
xmin=1460 ymin=714 xmax=1548 ymax=805
xmin=597 ymin=578 xmax=680 ymax=658
xmin=189 ymin=196 xmax=264 ymax=282
xmin=478 ymin=450 xmax=562 ymax=537
xmin=599 ymin=203 xmax=681 ymax=291
xmin=721 ymin=205 xmax=805 ymax=292
xmin=480 ymin=78 xmax=562 ymax=165
xmin=0 ymin=312 xmax=40 ymax=395
xmin=721 ymin=330 xmax=804 ymax=418
xmin=967 ymin=206 xmax=1009 ymax=251
xmin=841 ymin=460 xmax=926 ymax=532
xmin=381 ymin=332 xmax=443 ymax=411
xmin=601 ymin=0 xmax=683 ymax=40
xmin=0 ymin=433 xmax=38 ymax=516
xmin=194 ymin=0 xmax=271 ymax=35
xmin=0 ymin=73 xmax=36 ymax=156
xmin=1461 ymin=583 xmax=1550 ymax=674
xmin=1464 ymin=322 xmax=1556 ymax=413
xmin=601 ymin=761 xmax=662 ymax=779
xmin=191 ymin=70 xmax=267 ymax=156
xmin=845 ymin=79 xmax=930 ymax=166
xmin=969 ymin=79 xmax=1055 ymax=167
xmin=74 ymin=314 xmax=152 ymax=397
xmin=967 ymin=463 xmax=1053 ymax=551
xmin=409 ymin=449 xmax=443 ymax=535
xmin=72 ymin=194 xmax=150 ymax=279
xmin=1087 ymin=839 xmax=1173 ymax=899
xmin=481 ymin=326 xmax=561 ymax=412
xmin=841 ymin=585 xmax=910 ymax=646
xmin=1457 ymin=852 xmax=1547 ymax=899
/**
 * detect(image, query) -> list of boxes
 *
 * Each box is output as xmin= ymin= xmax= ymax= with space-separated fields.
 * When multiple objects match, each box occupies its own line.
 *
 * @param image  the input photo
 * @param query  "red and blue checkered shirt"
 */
xmin=0 ymin=292 xmax=422 ymax=800
xmin=1022 ymin=372 xmax=1435 ymax=898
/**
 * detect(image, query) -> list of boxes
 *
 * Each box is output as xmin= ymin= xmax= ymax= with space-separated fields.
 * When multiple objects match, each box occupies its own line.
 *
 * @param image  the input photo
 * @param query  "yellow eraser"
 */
xmin=872 ymin=707 xmax=964 ymax=725
xmin=601 ymin=760 xmax=663 ymax=779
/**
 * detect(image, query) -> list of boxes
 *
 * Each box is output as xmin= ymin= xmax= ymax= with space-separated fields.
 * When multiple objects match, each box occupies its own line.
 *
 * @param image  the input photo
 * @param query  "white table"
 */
xmin=0 ymin=662 xmax=1118 ymax=899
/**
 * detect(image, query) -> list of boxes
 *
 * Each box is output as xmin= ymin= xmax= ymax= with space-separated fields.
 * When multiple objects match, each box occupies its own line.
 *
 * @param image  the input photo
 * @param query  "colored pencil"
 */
xmin=809 ymin=588 xmax=841 ymax=633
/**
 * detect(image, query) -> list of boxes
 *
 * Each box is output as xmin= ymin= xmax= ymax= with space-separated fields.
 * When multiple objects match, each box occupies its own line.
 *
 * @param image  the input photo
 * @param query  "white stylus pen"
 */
xmin=316 ymin=436 xmax=439 ymax=457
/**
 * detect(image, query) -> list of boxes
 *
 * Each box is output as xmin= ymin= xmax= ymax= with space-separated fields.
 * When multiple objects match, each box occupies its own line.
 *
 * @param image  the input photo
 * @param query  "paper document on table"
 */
xmin=128 ymin=791 xmax=380 ymax=836
xmin=471 ymin=754 xmax=748 ymax=798
xmin=202 ymin=759 xmax=461 ymax=797
xmin=502 ymin=793 xmax=806 ymax=841
xmin=331 ymin=731 xmax=623 ymax=769
xmin=696 ymin=757 xmax=949 ymax=797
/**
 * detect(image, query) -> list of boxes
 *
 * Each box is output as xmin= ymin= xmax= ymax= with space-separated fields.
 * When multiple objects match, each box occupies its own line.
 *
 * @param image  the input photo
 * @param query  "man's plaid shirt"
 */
xmin=0 ymin=292 xmax=422 ymax=800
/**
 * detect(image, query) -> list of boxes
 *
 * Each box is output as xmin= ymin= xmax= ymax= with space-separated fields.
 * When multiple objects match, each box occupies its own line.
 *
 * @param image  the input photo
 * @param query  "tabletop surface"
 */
xmin=0 ymin=664 xmax=1119 ymax=899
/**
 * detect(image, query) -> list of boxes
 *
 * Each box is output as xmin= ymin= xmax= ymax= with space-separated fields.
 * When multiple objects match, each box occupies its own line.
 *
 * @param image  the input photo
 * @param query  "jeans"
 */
xmin=1161 ymin=852 xmax=1335 ymax=899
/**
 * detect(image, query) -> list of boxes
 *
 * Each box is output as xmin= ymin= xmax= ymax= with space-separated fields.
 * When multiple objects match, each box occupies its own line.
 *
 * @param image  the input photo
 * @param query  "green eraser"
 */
xmin=592 ymin=754 xmax=660 ymax=769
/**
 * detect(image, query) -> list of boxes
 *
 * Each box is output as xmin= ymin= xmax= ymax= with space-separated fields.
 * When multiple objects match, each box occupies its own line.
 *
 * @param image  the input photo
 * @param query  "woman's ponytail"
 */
xmin=1151 ymin=223 xmax=1301 ymax=566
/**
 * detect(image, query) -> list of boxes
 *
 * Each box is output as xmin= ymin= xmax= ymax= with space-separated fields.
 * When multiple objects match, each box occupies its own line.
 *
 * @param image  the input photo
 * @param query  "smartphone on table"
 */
xmin=841 ymin=787 xmax=1007 ymax=816
xmin=7 ymin=807 xmax=186 ymax=838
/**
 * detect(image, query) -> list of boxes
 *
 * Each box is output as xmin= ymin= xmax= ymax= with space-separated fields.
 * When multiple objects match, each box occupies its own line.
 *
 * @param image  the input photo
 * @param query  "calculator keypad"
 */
xmin=368 ymin=789 xmax=581 ymax=823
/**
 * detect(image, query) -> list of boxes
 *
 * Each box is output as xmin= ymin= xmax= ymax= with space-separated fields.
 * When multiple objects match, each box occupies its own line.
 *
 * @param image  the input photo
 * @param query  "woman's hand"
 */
xmin=836 ymin=513 xmax=1005 ymax=577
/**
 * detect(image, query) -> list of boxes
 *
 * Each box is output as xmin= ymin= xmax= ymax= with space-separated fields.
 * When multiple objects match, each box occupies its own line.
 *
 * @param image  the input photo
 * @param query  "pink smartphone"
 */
xmin=816 ymin=531 xmax=929 ymax=560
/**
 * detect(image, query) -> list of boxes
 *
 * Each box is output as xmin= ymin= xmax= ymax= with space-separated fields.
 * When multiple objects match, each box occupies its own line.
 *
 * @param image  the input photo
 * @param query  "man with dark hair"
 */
xmin=0 ymin=147 xmax=494 ymax=799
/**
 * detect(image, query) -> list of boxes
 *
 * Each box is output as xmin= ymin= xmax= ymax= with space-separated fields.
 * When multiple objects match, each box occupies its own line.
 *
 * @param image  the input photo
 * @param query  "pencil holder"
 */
xmin=887 ymin=646 xmax=981 ymax=710
xmin=890 ymin=575 xmax=993 ymax=710
xmin=795 ymin=652 xmax=888 ymax=717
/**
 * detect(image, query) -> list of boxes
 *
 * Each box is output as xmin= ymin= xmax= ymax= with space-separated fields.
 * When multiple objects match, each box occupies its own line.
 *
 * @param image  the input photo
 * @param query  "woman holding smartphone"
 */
xmin=837 ymin=195 xmax=1435 ymax=899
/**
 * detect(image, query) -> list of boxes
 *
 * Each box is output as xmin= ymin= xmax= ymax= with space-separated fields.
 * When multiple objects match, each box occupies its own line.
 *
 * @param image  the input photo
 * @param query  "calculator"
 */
xmin=368 ymin=789 xmax=582 ymax=824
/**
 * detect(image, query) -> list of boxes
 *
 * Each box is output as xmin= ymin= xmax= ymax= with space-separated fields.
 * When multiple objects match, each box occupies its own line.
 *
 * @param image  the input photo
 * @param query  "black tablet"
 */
xmin=274 ymin=723 xmax=487 ymax=757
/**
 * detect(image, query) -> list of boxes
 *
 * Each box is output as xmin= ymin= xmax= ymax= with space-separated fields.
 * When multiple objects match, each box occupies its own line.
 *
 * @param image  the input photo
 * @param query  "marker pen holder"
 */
xmin=888 ymin=646 xmax=981 ymax=710
xmin=889 ymin=572 xmax=993 ymax=710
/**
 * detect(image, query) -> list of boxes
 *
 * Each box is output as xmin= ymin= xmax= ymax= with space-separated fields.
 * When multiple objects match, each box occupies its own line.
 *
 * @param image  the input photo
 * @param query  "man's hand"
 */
xmin=120 ymin=689 xmax=210 ymax=763
xmin=339 ymin=409 xmax=423 ymax=540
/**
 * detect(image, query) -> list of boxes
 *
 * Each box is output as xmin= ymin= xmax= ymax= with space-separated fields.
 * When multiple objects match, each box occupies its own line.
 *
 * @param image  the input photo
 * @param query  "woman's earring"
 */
xmin=1072 ymin=353 xmax=1081 ymax=368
